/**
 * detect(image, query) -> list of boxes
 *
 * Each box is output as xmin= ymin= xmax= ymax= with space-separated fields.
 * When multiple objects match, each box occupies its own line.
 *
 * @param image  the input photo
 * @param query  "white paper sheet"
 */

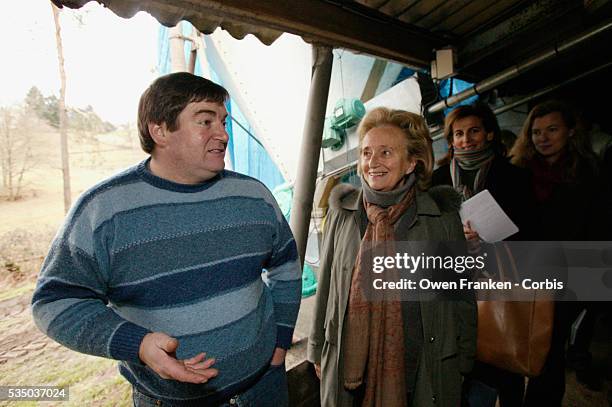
xmin=459 ymin=189 xmax=519 ymax=242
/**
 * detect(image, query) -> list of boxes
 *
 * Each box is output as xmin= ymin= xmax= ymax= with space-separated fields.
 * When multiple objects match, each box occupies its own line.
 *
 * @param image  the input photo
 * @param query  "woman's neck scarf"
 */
xmin=343 ymin=173 xmax=416 ymax=407
xmin=361 ymin=172 xmax=416 ymax=208
xmin=451 ymin=144 xmax=495 ymax=200
xmin=528 ymin=153 xmax=568 ymax=203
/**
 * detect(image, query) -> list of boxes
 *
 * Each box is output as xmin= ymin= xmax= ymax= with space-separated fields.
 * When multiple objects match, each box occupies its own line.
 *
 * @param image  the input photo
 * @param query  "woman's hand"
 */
xmin=463 ymin=220 xmax=482 ymax=254
xmin=314 ymin=363 xmax=321 ymax=380
xmin=270 ymin=347 xmax=286 ymax=367
xmin=463 ymin=220 xmax=480 ymax=241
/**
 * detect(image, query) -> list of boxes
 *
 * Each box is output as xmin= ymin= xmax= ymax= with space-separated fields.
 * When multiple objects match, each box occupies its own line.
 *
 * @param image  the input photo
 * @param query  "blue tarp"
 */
xmin=393 ymin=67 xmax=478 ymax=115
xmin=439 ymin=78 xmax=478 ymax=114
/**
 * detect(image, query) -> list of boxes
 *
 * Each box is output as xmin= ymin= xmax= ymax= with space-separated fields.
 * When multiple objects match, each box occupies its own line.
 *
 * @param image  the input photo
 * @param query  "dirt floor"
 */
xmin=0 ymin=131 xmax=610 ymax=406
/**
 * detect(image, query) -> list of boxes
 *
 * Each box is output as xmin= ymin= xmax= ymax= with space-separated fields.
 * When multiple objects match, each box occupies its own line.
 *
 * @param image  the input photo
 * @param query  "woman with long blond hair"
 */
xmin=510 ymin=99 xmax=605 ymax=240
xmin=510 ymin=100 xmax=611 ymax=406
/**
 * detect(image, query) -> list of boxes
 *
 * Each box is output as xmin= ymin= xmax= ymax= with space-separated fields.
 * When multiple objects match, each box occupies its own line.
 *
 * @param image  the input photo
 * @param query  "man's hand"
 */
xmin=138 ymin=332 xmax=218 ymax=383
xmin=270 ymin=347 xmax=286 ymax=367
xmin=314 ymin=363 xmax=321 ymax=380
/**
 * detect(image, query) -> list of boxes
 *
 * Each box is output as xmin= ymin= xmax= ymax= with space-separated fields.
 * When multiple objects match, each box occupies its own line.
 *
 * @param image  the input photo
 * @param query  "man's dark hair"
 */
xmin=137 ymin=72 xmax=229 ymax=153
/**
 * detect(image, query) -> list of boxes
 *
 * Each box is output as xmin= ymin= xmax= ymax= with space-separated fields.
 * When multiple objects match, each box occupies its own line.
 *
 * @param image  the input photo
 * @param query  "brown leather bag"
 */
xmin=476 ymin=244 xmax=554 ymax=377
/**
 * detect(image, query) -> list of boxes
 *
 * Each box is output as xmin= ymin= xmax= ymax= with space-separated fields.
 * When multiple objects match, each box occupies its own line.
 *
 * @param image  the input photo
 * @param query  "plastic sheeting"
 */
xmin=439 ymin=77 xmax=478 ymax=114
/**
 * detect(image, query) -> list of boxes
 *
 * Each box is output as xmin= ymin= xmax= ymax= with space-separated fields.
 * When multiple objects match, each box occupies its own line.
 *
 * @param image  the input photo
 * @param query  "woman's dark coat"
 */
xmin=431 ymin=156 xmax=535 ymax=240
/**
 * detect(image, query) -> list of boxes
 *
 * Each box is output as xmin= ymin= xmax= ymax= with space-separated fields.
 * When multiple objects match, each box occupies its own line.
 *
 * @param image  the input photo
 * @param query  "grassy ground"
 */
xmin=0 ymin=259 xmax=133 ymax=407
xmin=0 ymin=130 xmax=143 ymax=407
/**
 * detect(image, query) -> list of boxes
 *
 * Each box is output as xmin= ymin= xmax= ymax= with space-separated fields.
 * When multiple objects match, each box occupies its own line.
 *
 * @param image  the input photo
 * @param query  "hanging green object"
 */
xmin=322 ymin=98 xmax=365 ymax=151
xmin=322 ymin=117 xmax=346 ymax=150
xmin=302 ymin=264 xmax=317 ymax=298
xmin=332 ymin=98 xmax=366 ymax=129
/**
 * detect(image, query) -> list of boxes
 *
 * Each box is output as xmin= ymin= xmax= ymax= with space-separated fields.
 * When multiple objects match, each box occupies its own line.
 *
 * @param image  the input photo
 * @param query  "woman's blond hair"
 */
xmin=357 ymin=107 xmax=433 ymax=190
xmin=509 ymin=100 xmax=597 ymax=182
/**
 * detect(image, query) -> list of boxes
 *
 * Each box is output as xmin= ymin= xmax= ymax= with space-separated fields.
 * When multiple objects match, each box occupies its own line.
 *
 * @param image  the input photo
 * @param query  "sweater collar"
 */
xmin=137 ymin=157 xmax=223 ymax=193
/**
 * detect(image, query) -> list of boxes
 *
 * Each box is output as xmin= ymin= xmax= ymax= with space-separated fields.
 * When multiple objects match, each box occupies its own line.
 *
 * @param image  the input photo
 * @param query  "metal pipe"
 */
xmin=320 ymin=161 xmax=357 ymax=179
xmin=428 ymin=19 xmax=612 ymax=114
xmin=290 ymin=45 xmax=333 ymax=268
xmin=492 ymin=60 xmax=612 ymax=116
xmin=431 ymin=131 xmax=444 ymax=142
xmin=557 ymin=20 xmax=612 ymax=52
xmin=169 ymin=24 xmax=187 ymax=73
xmin=429 ymin=59 xmax=612 ymax=141
xmin=188 ymin=49 xmax=197 ymax=74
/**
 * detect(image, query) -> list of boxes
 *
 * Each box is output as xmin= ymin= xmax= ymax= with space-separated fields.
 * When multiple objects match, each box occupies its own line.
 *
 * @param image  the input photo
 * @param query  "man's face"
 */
xmin=157 ymin=100 xmax=229 ymax=184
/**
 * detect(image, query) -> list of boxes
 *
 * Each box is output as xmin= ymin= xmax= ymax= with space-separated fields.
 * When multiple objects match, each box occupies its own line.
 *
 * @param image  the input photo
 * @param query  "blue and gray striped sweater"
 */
xmin=32 ymin=159 xmax=301 ymax=403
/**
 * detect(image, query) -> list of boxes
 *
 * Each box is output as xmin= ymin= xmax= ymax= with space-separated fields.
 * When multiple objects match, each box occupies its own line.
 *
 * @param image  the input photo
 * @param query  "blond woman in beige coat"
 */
xmin=307 ymin=107 xmax=477 ymax=407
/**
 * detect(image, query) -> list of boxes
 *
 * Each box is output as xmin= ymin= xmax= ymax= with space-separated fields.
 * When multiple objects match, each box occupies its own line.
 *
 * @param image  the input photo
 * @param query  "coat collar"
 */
xmin=329 ymin=183 xmax=442 ymax=216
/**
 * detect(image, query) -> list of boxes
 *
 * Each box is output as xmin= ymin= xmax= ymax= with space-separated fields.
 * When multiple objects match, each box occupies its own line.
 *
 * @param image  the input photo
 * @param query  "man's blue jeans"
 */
xmin=132 ymin=363 xmax=288 ymax=407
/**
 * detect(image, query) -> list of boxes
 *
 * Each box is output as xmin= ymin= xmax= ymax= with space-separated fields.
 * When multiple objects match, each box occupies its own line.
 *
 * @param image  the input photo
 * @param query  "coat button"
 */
xmin=429 ymin=336 xmax=435 ymax=343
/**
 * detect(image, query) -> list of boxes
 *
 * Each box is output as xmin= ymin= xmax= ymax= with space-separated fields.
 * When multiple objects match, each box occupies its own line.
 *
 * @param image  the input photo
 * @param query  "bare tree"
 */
xmin=52 ymin=3 xmax=71 ymax=214
xmin=0 ymin=107 xmax=35 ymax=201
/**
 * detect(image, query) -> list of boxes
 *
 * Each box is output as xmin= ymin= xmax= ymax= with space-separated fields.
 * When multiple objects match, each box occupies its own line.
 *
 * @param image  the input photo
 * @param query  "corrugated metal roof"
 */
xmin=52 ymin=0 xmax=612 ymax=86
xmin=52 ymin=0 xmax=446 ymax=68
xmin=53 ymin=0 xmax=284 ymax=45
xmin=352 ymin=0 xmax=531 ymax=37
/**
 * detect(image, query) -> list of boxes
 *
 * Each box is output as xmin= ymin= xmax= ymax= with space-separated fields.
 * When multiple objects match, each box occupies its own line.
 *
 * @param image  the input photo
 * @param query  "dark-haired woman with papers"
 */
xmin=431 ymin=102 xmax=534 ymax=407
xmin=432 ymin=103 xmax=533 ymax=242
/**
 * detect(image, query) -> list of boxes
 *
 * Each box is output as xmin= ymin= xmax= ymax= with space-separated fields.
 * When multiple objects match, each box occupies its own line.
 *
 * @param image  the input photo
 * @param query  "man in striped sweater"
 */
xmin=32 ymin=72 xmax=302 ymax=406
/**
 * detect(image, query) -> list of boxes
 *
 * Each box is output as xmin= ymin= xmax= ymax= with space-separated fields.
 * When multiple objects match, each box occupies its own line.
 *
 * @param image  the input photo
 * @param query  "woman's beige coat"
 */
xmin=307 ymin=184 xmax=477 ymax=407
